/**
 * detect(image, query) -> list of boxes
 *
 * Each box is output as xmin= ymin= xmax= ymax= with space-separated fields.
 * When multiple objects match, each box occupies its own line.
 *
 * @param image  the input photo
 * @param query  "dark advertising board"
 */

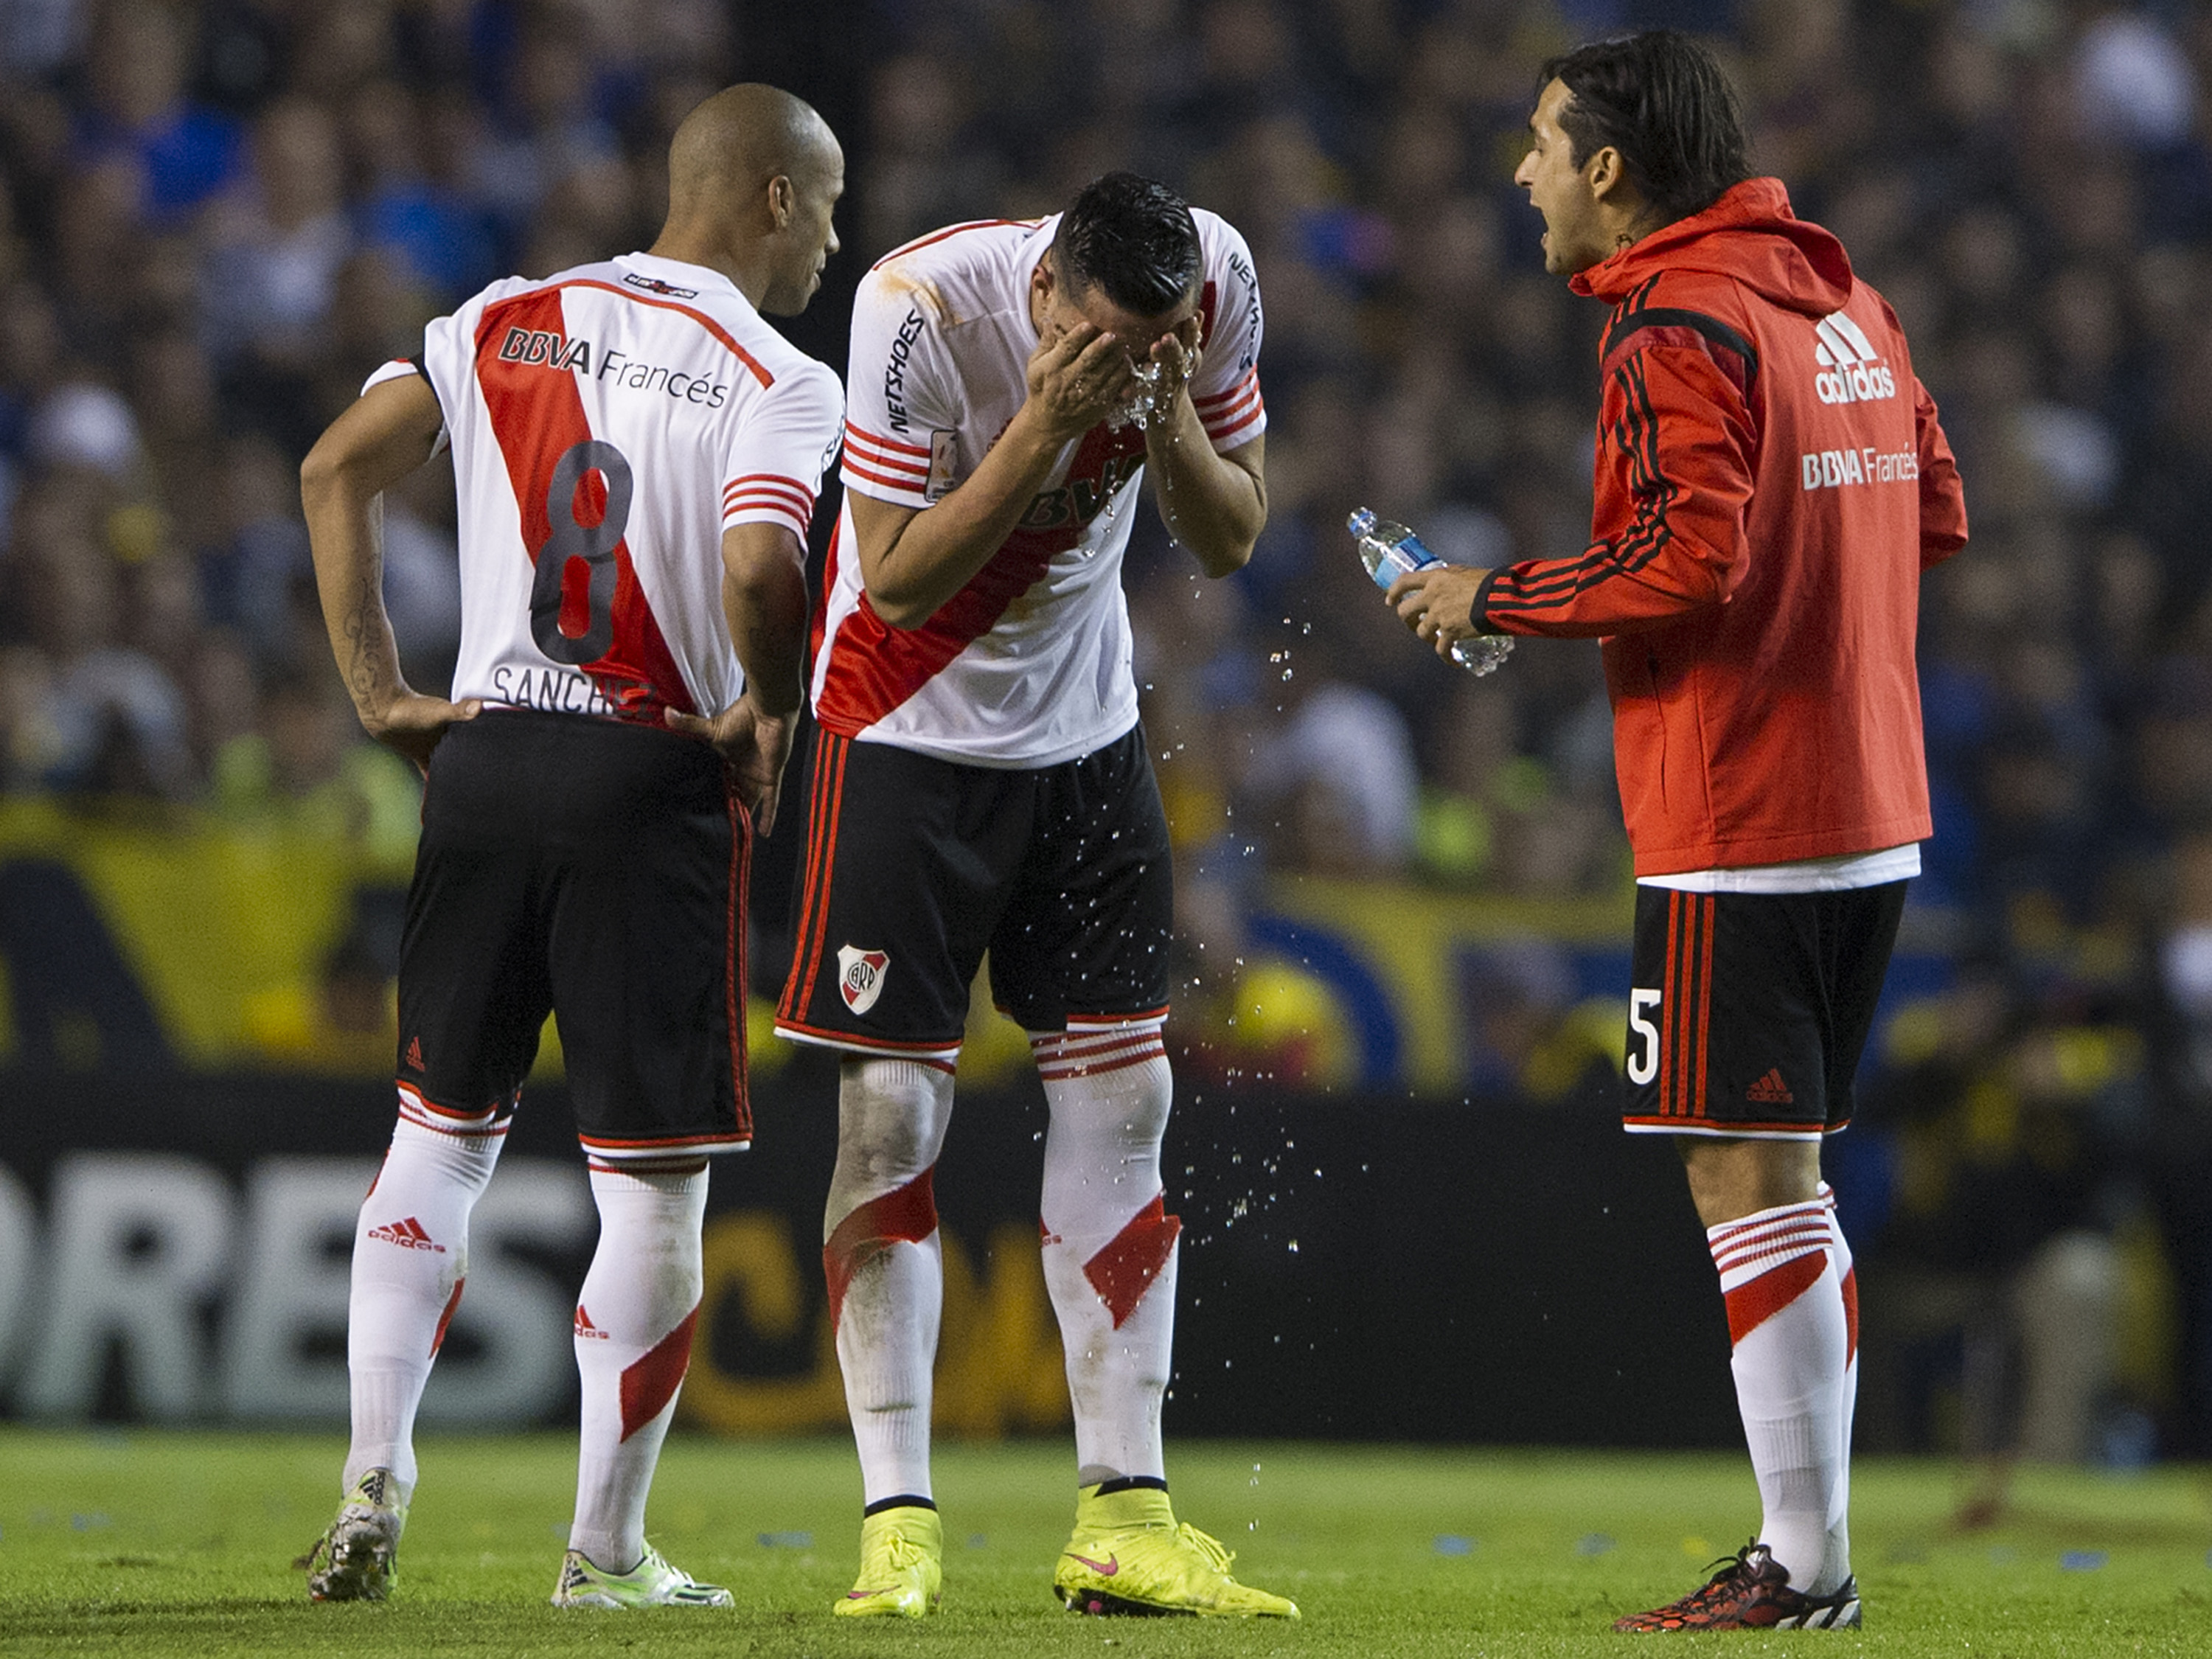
xmin=0 ymin=1054 xmax=1738 ymax=1447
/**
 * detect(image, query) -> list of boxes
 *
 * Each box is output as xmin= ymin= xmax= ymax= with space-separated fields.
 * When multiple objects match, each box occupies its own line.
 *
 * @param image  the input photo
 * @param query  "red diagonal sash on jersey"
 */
xmin=813 ymin=420 xmax=1146 ymax=732
xmin=474 ymin=287 xmax=696 ymax=722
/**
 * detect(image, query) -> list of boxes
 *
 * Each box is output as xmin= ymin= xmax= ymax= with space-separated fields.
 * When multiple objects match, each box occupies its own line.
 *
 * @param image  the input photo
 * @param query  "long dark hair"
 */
xmin=1540 ymin=32 xmax=1752 ymax=226
xmin=1054 ymin=172 xmax=1203 ymax=317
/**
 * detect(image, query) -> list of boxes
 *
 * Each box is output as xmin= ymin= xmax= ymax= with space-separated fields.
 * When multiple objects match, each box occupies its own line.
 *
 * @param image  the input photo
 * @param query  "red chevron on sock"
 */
xmin=1082 ymin=1195 xmax=1181 ymax=1329
xmin=823 ymin=1169 xmax=939 ymax=1327
xmin=1723 ymin=1251 xmax=1829 ymax=1345
xmin=619 ymin=1304 xmax=699 ymax=1441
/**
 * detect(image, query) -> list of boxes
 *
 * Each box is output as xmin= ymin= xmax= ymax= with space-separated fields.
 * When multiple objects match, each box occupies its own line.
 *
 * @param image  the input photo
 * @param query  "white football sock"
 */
xmin=344 ymin=1107 xmax=506 ymax=1500
xmin=568 ymin=1161 xmax=709 ymax=1572
xmin=1819 ymin=1182 xmax=1857 ymax=1587
xmin=1707 ymin=1197 xmax=1848 ymax=1594
xmin=824 ymin=1057 xmax=954 ymax=1507
xmin=1034 ymin=1017 xmax=1176 ymax=1486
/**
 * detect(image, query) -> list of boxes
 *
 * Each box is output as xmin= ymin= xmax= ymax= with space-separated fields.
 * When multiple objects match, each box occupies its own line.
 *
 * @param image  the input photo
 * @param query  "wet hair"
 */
xmin=1540 ymin=32 xmax=1752 ymax=226
xmin=1053 ymin=172 xmax=1202 ymax=318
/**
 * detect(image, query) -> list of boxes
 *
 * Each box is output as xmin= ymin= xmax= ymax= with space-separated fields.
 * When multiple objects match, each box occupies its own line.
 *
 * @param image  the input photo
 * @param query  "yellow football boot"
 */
xmin=832 ymin=1503 xmax=942 ymax=1618
xmin=1054 ymin=1483 xmax=1298 ymax=1618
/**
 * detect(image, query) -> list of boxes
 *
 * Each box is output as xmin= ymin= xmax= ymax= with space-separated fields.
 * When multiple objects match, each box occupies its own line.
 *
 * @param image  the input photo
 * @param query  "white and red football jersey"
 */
xmin=814 ymin=212 xmax=1264 ymax=767
xmin=369 ymin=251 xmax=843 ymax=726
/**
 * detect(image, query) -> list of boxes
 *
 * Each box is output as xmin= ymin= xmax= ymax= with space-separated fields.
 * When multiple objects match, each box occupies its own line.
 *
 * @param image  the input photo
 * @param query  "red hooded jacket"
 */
xmin=1473 ymin=178 xmax=1968 ymax=876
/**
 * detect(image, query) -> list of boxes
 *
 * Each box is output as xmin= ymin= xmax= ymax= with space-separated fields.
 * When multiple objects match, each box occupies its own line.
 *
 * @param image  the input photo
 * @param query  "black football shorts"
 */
xmin=776 ymin=726 xmax=1172 ymax=1057
xmin=1622 ymin=880 xmax=1906 ymax=1139
xmin=395 ymin=709 xmax=751 ymax=1158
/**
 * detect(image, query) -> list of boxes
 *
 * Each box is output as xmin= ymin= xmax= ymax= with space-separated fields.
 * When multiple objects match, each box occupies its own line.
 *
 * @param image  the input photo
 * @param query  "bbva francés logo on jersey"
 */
xmin=1812 ymin=312 xmax=1897 ymax=406
xmin=838 ymin=945 xmax=890 ymax=1015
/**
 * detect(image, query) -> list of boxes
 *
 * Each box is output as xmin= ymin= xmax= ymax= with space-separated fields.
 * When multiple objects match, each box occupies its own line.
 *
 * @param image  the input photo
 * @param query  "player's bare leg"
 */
xmin=303 ymin=1108 xmax=504 ymax=1600
xmin=1615 ymin=1137 xmax=1858 ymax=1630
xmin=1678 ymin=1137 xmax=1820 ymax=1223
xmin=1034 ymin=1018 xmax=1296 ymax=1618
xmin=824 ymin=1057 xmax=954 ymax=1615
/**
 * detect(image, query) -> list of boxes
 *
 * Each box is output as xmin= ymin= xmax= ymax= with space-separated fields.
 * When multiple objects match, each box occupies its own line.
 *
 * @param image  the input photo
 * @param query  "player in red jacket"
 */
xmin=1393 ymin=32 xmax=1966 ymax=1632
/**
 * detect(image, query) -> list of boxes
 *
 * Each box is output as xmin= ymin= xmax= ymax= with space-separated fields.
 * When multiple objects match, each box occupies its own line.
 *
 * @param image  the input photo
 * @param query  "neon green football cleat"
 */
xmin=1054 ymin=1484 xmax=1299 ymax=1618
xmin=299 ymin=1467 xmax=408 ymax=1602
xmin=832 ymin=1504 xmax=943 ymax=1617
xmin=550 ymin=1543 xmax=734 ymax=1607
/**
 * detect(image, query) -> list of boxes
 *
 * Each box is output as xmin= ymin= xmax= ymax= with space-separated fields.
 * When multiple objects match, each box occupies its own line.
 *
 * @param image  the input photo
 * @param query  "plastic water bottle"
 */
xmin=1349 ymin=507 xmax=1514 ymax=676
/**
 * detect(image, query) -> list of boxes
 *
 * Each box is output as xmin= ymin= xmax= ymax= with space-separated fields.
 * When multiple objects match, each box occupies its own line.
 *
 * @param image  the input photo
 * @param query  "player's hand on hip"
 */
xmin=363 ymin=692 xmax=483 ymax=775
xmin=1387 ymin=564 xmax=1489 ymax=659
xmin=1026 ymin=321 xmax=1135 ymax=437
xmin=666 ymin=694 xmax=796 ymax=835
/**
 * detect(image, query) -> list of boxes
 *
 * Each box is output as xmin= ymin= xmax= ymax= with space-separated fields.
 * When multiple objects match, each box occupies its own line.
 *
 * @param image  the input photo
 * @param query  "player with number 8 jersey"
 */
xmin=382 ymin=232 xmax=840 ymax=728
xmin=296 ymin=86 xmax=844 ymax=1611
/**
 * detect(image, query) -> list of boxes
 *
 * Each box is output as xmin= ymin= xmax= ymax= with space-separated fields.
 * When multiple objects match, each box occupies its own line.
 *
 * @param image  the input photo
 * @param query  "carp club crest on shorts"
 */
xmin=836 ymin=945 xmax=890 ymax=1015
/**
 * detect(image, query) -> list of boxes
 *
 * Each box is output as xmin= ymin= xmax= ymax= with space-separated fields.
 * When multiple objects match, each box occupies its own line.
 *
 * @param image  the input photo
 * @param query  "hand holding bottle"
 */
xmin=1349 ymin=507 xmax=1514 ymax=675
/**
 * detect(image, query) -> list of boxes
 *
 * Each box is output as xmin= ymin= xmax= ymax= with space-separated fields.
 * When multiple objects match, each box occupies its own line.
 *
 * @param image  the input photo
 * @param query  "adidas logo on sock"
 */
xmin=1745 ymin=1068 xmax=1795 ymax=1104
xmin=367 ymin=1216 xmax=448 ymax=1253
xmin=405 ymin=1036 xmax=425 ymax=1071
xmin=574 ymin=1305 xmax=610 ymax=1340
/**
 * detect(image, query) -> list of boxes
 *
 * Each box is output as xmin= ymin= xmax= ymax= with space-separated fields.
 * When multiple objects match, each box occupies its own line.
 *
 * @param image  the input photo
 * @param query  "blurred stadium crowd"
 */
xmin=2 ymin=1 xmax=2209 ymax=1459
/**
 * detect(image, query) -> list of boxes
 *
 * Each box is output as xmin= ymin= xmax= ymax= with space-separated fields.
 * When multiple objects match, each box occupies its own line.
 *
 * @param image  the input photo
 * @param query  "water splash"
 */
xmin=1105 ymin=360 xmax=1170 ymax=432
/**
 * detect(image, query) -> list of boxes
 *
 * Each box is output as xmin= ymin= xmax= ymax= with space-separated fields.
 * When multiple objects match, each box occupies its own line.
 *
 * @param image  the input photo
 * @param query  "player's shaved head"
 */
xmin=652 ymin=84 xmax=844 ymax=314
xmin=667 ymin=84 xmax=836 ymax=215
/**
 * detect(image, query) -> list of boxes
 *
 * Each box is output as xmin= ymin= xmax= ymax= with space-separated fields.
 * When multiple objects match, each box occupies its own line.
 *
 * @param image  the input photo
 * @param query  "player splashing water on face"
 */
xmin=779 ymin=172 xmax=1293 ymax=1621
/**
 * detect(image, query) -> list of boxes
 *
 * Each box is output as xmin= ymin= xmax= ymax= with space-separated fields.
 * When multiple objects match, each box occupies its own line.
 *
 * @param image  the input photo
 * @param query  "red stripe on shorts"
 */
xmin=1664 ymin=891 xmax=1687 ymax=1116
xmin=780 ymin=731 xmax=846 ymax=1026
xmin=1693 ymin=894 xmax=1715 ymax=1116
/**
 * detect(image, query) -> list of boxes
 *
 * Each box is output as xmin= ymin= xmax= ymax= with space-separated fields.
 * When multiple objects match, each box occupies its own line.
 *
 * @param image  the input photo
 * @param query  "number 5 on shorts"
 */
xmin=1626 ymin=987 xmax=1662 ymax=1085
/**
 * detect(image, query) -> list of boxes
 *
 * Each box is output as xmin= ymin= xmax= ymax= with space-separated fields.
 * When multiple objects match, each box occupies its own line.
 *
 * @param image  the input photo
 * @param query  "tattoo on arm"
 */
xmin=346 ymin=571 xmax=382 ymax=703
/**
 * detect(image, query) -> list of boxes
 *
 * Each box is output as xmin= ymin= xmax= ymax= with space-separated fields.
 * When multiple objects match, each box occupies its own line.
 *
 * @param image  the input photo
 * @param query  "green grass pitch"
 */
xmin=1 ymin=1430 xmax=2207 ymax=1656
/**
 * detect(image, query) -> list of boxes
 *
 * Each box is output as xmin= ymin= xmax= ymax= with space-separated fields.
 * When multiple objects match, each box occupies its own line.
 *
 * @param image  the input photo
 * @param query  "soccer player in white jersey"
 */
xmin=293 ymin=85 xmax=845 ymax=1609
xmin=776 ymin=173 xmax=1292 ymax=1620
